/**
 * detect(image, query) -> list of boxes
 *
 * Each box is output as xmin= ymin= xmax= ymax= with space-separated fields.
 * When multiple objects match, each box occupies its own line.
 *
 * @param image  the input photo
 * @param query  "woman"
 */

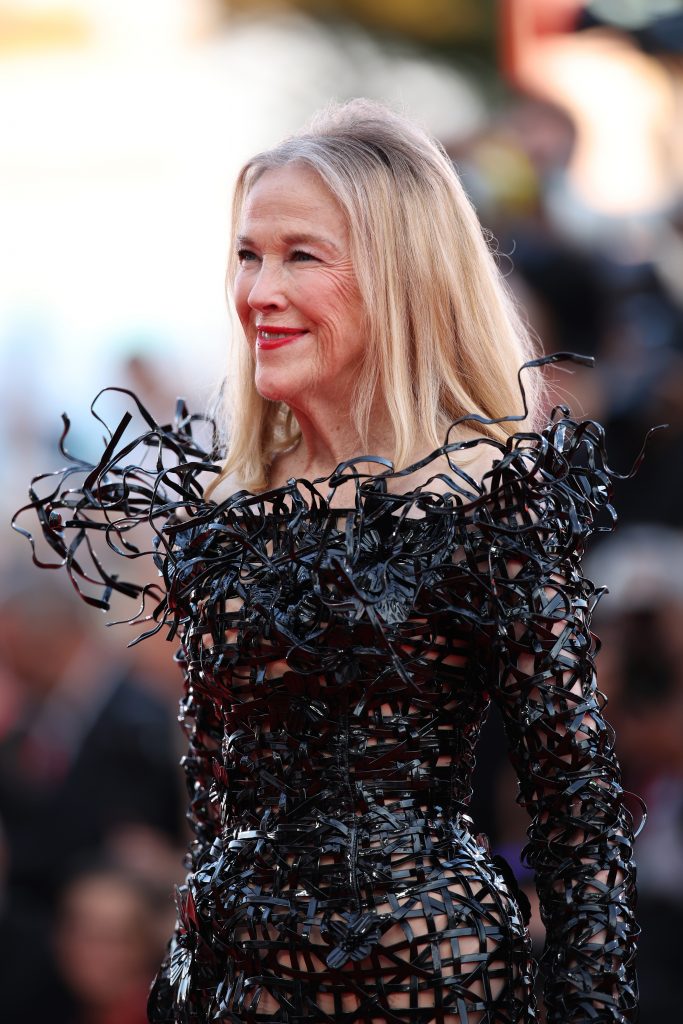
xmin=16 ymin=101 xmax=640 ymax=1023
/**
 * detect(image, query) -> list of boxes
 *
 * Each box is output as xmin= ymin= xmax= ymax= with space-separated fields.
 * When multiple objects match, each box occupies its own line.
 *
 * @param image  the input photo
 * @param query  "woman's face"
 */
xmin=233 ymin=163 xmax=366 ymax=409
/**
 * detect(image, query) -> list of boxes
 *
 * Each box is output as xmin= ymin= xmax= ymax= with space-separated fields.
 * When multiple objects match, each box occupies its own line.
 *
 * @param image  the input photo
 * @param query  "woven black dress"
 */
xmin=15 ymin=381 xmax=641 ymax=1024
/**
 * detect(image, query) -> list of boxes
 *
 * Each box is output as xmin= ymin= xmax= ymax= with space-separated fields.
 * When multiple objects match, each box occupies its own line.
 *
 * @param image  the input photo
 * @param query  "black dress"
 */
xmin=14 ymin=387 xmax=641 ymax=1024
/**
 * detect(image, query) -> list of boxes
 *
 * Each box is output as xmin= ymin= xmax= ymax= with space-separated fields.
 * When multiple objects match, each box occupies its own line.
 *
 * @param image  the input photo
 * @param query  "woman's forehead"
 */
xmin=239 ymin=164 xmax=349 ymax=241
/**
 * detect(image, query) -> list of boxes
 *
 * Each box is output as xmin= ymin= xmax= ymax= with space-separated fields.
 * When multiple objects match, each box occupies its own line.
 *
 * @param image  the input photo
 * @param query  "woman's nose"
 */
xmin=247 ymin=260 xmax=287 ymax=312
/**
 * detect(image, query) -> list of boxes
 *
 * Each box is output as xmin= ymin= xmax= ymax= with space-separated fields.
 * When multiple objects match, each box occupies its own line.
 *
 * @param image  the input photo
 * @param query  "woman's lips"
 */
xmin=256 ymin=327 xmax=308 ymax=350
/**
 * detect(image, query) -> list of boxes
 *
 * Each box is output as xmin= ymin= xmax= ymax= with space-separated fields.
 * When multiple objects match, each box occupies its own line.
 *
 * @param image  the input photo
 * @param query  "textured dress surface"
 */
xmin=15 ymin=387 xmax=641 ymax=1024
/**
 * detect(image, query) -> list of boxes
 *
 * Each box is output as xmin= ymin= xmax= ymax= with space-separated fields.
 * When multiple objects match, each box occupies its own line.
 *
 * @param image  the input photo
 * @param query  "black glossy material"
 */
xmin=14 ymin=367 xmax=643 ymax=1023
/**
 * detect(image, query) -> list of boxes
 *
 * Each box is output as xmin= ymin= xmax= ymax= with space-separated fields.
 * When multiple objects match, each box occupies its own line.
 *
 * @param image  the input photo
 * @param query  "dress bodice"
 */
xmin=176 ymin=501 xmax=492 ymax=835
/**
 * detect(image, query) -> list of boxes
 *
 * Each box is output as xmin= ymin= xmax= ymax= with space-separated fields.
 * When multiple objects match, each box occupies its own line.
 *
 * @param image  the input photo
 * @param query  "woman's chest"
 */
xmin=171 ymin=511 xmax=493 ymax=701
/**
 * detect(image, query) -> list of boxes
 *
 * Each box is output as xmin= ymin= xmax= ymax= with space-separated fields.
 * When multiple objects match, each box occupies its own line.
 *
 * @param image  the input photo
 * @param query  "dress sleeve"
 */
xmin=11 ymin=388 xmax=220 ymax=640
xmin=484 ymin=413 xmax=643 ymax=1024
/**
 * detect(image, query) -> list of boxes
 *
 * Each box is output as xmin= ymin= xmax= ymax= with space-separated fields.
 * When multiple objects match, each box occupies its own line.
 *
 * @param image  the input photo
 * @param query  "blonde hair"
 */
xmin=209 ymin=99 xmax=544 ymax=494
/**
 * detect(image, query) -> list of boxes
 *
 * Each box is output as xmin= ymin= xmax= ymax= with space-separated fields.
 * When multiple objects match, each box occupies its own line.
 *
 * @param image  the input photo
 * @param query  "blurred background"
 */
xmin=1 ymin=1 xmax=682 ymax=1021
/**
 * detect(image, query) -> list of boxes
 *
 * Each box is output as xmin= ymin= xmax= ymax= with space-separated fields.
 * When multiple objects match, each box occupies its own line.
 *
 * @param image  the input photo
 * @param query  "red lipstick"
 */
xmin=256 ymin=326 xmax=308 ymax=350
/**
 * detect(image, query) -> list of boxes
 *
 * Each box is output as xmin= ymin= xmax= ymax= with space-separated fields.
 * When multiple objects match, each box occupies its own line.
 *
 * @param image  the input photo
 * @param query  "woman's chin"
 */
xmin=254 ymin=373 xmax=302 ymax=404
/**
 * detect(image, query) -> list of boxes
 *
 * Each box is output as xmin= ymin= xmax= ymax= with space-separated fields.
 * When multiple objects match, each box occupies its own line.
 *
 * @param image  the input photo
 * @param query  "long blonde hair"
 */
xmin=209 ymin=99 xmax=543 ymax=494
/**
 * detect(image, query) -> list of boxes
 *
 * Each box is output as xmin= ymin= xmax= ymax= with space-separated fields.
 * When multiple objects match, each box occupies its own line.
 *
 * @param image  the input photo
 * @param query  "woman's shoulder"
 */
xmin=384 ymin=427 xmax=500 ymax=498
xmin=379 ymin=410 xmax=624 ymax=558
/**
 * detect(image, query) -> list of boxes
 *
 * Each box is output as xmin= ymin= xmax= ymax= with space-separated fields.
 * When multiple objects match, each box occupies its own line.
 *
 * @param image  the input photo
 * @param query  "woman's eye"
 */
xmin=290 ymin=250 xmax=317 ymax=262
xmin=237 ymin=248 xmax=258 ymax=263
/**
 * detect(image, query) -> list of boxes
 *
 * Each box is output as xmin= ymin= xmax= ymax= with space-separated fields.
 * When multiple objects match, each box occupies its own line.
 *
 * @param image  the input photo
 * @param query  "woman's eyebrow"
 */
xmin=236 ymin=232 xmax=341 ymax=254
xmin=282 ymin=232 xmax=340 ymax=252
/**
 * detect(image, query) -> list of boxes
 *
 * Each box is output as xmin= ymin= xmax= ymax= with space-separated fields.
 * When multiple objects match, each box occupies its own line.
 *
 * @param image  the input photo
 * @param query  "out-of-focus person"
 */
xmin=55 ymin=865 xmax=164 ymax=1024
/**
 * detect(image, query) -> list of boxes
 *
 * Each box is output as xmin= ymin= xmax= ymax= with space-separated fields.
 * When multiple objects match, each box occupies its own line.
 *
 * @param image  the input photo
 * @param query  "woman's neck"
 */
xmin=269 ymin=396 xmax=396 ymax=487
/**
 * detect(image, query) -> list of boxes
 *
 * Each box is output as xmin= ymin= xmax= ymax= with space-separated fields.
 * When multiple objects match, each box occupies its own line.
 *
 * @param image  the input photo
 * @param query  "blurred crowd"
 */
xmin=1 ymin=4 xmax=682 ymax=1023
xmin=0 ymin=568 xmax=187 ymax=1021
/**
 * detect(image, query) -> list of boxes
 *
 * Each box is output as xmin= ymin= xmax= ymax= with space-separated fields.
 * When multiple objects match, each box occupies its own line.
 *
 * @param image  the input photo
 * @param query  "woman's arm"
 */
xmin=492 ymin=548 xmax=639 ymax=1022
xmin=481 ymin=424 xmax=641 ymax=1023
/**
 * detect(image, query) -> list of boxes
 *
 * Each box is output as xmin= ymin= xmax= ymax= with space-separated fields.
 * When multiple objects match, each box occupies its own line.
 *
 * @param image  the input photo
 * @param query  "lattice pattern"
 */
xmin=13 ymin=369 xmax=643 ymax=1023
